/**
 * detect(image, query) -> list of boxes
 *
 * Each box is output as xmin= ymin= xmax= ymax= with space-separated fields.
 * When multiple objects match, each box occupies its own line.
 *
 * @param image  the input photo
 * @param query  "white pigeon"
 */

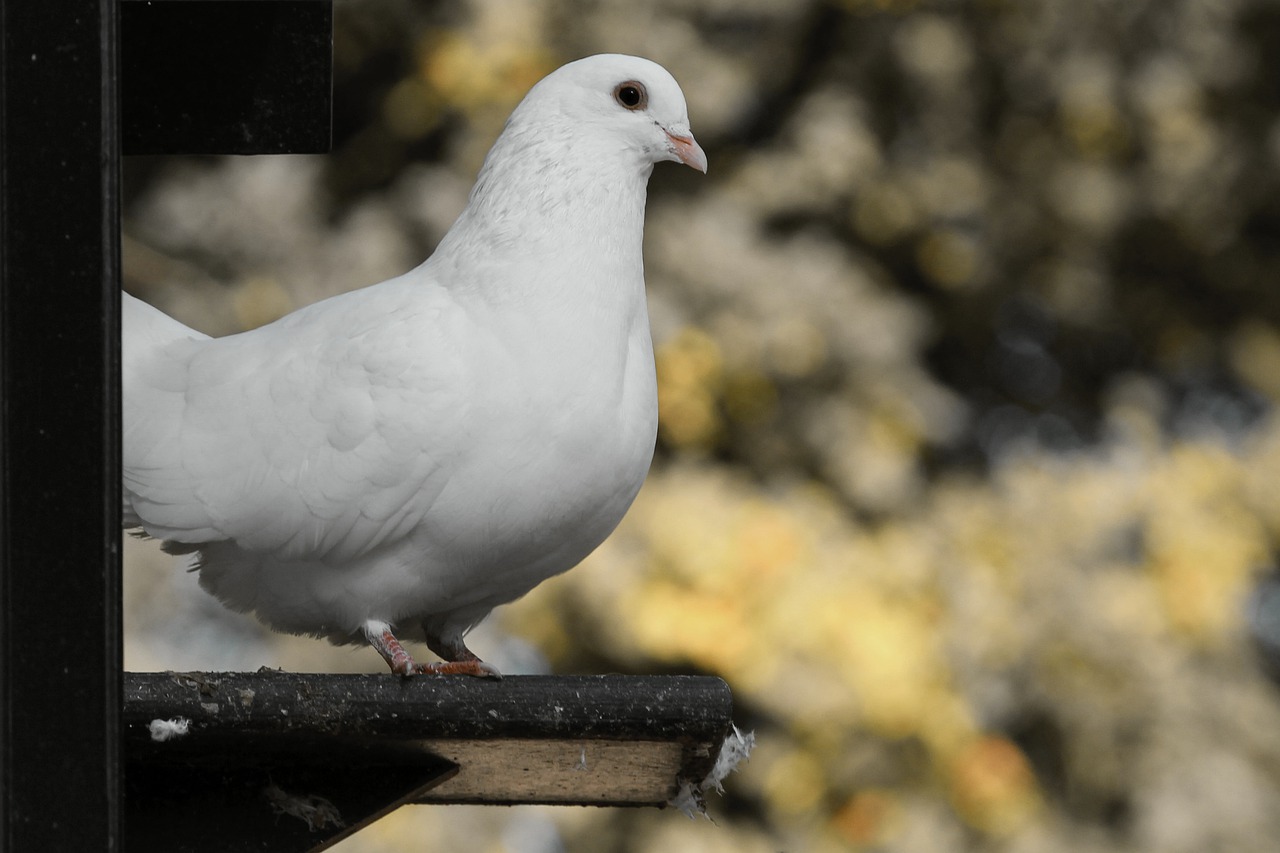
xmin=122 ymin=54 xmax=706 ymax=678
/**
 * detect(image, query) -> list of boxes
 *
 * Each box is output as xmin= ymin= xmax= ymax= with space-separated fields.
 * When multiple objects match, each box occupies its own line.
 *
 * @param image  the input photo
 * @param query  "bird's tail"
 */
xmin=122 ymin=292 xmax=209 ymax=529
xmin=122 ymin=291 xmax=209 ymax=377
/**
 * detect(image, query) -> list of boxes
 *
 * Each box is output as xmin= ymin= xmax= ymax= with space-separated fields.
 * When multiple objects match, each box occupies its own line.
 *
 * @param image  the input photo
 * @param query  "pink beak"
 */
xmin=665 ymin=130 xmax=708 ymax=174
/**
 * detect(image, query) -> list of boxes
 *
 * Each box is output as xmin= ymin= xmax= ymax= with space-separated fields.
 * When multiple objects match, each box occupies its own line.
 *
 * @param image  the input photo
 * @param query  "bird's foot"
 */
xmin=364 ymin=621 xmax=502 ymax=679
xmin=424 ymin=631 xmax=502 ymax=679
xmin=410 ymin=659 xmax=503 ymax=679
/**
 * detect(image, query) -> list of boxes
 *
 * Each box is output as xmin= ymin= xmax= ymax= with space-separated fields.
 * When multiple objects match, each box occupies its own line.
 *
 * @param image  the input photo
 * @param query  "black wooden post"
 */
xmin=1 ymin=1 xmax=331 ymax=848
xmin=0 ymin=0 xmax=124 ymax=849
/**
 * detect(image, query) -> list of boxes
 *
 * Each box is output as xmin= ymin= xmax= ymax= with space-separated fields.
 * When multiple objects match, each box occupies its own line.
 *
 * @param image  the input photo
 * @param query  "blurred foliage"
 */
xmin=121 ymin=0 xmax=1280 ymax=851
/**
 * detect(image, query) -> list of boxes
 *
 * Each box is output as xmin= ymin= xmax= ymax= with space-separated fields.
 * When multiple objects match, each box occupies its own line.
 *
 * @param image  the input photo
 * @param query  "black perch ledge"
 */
xmin=125 ymin=671 xmax=735 ymax=853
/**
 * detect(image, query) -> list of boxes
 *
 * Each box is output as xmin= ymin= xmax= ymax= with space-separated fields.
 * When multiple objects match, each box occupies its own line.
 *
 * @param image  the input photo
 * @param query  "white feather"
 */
xmin=122 ymin=55 xmax=704 ymax=656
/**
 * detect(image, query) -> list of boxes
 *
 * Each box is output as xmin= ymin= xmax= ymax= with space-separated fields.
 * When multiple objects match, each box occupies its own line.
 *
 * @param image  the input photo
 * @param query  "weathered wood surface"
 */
xmin=125 ymin=671 xmax=734 ymax=851
xmin=125 ymin=671 xmax=732 ymax=753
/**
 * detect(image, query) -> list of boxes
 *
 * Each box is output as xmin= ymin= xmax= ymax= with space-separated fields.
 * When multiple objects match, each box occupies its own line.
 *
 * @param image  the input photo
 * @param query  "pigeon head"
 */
xmin=509 ymin=54 xmax=707 ymax=174
xmin=432 ymin=54 xmax=704 ymax=268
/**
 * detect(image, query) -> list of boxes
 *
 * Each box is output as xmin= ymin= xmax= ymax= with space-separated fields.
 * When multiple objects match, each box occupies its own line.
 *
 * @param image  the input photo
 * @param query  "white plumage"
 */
xmin=122 ymin=55 xmax=706 ymax=677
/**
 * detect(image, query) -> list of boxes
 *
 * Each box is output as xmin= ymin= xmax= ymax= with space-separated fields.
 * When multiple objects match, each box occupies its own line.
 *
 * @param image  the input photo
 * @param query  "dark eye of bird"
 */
xmin=613 ymin=81 xmax=647 ymax=110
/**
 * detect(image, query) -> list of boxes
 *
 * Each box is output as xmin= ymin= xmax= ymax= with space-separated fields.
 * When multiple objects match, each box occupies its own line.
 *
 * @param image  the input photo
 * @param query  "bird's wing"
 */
xmin=123 ymin=280 xmax=473 ymax=564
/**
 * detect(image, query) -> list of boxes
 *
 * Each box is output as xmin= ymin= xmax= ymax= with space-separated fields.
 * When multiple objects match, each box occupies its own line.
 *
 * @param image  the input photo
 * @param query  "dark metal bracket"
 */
xmin=127 ymin=757 xmax=458 ymax=853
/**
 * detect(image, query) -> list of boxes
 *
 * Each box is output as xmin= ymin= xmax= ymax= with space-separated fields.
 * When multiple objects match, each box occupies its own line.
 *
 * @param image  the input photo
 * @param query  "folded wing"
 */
xmin=122 ymin=284 xmax=466 ymax=565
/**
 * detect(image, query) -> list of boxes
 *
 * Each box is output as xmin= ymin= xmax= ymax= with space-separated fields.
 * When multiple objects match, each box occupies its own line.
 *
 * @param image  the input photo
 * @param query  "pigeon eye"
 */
xmin=613 ymin=81 xmax=647 ymax=110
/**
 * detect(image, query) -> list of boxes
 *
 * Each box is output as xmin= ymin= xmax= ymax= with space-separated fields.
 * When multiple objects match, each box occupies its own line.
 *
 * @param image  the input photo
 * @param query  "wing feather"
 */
xmin=122 ymin=279 xmax=470 ymax=564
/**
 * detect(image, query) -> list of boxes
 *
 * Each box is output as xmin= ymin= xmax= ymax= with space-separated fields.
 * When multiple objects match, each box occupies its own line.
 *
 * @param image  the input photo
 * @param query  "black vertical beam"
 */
xmin=0 ymin=0 xmax=122 ymax=850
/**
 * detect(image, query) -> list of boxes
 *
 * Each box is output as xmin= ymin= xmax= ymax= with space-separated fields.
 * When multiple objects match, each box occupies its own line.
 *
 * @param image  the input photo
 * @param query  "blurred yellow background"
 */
xmin=122 ymin=0 xmax=1280 ymax=850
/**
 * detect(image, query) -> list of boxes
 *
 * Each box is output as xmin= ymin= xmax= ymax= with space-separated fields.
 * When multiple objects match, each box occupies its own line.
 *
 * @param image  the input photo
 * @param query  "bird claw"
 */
xmin=410 ymin=660 xmax=503 ymax=680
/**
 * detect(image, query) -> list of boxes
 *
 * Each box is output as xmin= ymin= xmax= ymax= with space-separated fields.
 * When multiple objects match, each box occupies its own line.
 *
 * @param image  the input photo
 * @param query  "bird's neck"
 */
xmin=427 ymin=125 xmax=653 ymax=304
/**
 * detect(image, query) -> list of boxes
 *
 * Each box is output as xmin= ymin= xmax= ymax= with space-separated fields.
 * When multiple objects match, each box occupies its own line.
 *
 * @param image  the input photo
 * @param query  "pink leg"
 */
xmin=364 ymin=622 xmax=502 ymax=679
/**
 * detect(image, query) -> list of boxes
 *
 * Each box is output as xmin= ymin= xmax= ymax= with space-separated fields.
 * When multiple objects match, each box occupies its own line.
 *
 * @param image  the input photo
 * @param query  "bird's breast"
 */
xmin=407 ymin=301 xmax=658 ymax=596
